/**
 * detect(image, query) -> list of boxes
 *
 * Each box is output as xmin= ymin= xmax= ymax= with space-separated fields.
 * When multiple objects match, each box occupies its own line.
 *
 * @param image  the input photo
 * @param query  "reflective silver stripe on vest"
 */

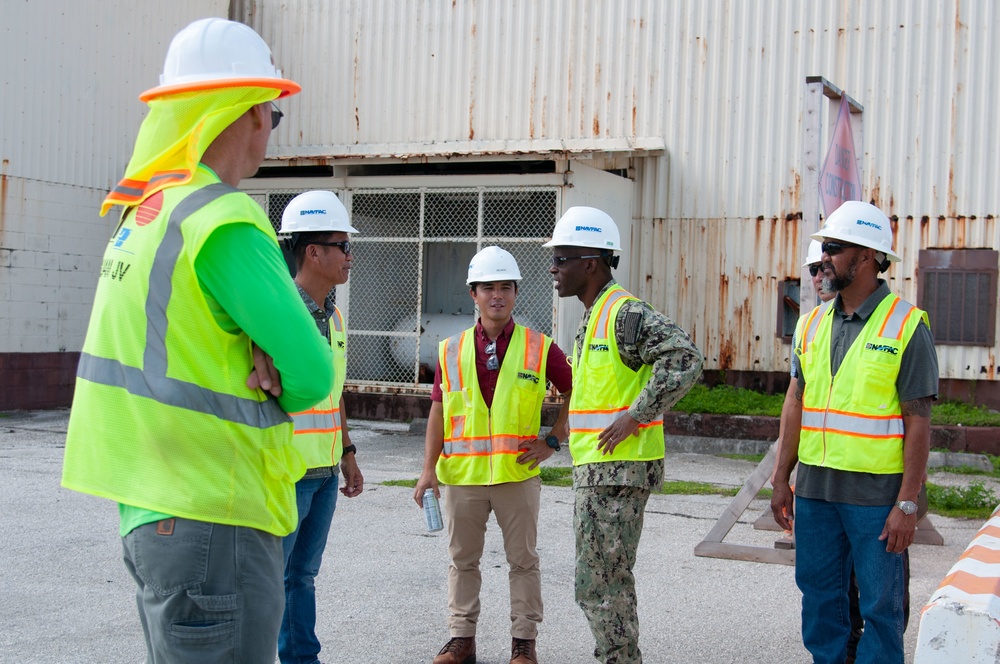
xmin=443 ymin=334 xmax=462 ymax=391
xmin=292 ymin=411 xmax=336 ymax=431
xmin=331 ymin=310 xmax=344 ymax=333
xmin=569 ymin=410 xmax=664 ymax=431
xmin=443 ymin=437 xmax=491 ymax=455
xmin=801 ymin=409 xmax=904 ymax=438
xmin=78 ymin=183 xmax=290 ymax=430
xmin=593 ymin=290 xmax=631 ymax=340
xmin=802 ymin=300 xmax=833 ymax=348
xmin=879 ymin=298 xmax=914 ymax=340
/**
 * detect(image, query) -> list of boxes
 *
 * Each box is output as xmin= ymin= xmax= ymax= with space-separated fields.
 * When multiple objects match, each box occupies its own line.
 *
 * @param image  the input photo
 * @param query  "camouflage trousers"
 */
xmin=574 ymin=485 xmax=650 ymax=664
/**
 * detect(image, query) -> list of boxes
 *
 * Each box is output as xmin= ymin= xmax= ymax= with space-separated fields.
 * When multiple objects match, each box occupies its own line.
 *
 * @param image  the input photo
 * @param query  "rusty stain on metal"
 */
xmin=0 ymin=158 xmax=8 ymax=237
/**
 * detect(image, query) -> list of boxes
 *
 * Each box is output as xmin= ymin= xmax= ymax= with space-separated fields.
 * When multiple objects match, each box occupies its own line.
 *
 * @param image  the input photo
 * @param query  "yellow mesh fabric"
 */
xmin=101 ymin=87 xmax=278 ymax=216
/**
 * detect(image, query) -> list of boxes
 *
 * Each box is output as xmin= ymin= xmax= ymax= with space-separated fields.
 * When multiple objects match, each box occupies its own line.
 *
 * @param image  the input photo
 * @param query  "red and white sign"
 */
xmin=818 ymin=95 xmax=862 ymax=217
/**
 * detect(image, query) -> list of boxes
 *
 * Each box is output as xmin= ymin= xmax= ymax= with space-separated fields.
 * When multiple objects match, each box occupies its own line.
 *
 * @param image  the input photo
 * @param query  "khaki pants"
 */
xmin=443 ymin=476 xmax=543 ymax=639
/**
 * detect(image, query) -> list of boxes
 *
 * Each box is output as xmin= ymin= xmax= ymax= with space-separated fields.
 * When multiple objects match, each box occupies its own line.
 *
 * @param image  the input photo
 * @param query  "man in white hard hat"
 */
xmin=414 ymin=246 xmax=573 ymax=664
xmin=61 ymin=18 xmax=334 ymax=663
xmin=277 ymin=191 xmax=364 ymax=664
xmin=771 ymin=201 xmax=938 ymax=664
xmin=544 ymin=207 xmax=704 ymax=664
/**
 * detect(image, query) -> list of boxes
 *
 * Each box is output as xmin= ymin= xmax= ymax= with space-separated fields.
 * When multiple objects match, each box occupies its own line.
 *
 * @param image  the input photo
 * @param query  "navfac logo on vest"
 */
xmin=865 ymin=342 xmax=899 ymax=355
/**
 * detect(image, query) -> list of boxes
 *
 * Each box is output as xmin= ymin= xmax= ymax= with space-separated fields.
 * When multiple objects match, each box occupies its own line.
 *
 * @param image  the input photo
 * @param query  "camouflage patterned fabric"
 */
xmin=571 ymin=279 xmax=703 ymax=662
xmin=574 ymin=485 xmax=650 ymax=664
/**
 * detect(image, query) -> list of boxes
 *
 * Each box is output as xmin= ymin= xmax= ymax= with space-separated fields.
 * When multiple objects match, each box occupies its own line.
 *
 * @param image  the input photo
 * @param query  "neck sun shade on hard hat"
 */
xmin=270 ymin=103 xmax=283 ymax=129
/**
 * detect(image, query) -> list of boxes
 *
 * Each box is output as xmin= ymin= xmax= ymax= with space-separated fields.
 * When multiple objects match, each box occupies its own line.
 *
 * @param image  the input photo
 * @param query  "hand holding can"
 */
xmin=423 ymin=488 xmax=444 ymax=532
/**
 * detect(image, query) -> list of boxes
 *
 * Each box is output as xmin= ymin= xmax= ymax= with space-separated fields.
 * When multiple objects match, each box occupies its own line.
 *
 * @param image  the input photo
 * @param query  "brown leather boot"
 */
xmin=510 ymin=638 xmax=537 ymax=664
xmin=432 ymin=636 xmax=476 ymax=664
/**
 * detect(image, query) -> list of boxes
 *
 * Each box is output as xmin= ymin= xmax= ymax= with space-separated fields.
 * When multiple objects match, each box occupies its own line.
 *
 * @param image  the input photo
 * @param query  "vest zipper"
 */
xmin=487 ymin=406 xmax=494 ymax=485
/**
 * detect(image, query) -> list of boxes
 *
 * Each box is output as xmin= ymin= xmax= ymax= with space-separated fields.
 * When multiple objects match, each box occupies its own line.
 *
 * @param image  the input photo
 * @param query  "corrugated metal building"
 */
xmin=2 ymin=0 xmax=998 ymax=408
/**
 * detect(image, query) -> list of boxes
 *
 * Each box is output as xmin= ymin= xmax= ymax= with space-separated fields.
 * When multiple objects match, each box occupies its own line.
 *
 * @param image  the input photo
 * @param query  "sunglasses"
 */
xmin=311 ymin=240 xmax=351 ymax=255
xmin=821 ymin=241 xmax=859 ymax=256
xmin=485 ymin=341 xmax=499 ymax=371
xmin=551 ymin=254 xmax=601 ymax=268
xmin=270 ymin=103 xmax=284 ymax=130
xmin=808 ymin=264 xmax=821 ymax=277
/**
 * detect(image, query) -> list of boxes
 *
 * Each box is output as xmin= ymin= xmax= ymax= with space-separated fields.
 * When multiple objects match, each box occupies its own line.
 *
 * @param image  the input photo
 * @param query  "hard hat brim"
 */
xmin=140 ymin=77 xmax=301 ymax=102
xmin=809 ymin=229 xmax=901 ymax=262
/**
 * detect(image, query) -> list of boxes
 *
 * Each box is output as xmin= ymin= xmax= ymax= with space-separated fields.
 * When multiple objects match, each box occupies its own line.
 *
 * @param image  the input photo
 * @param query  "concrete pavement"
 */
xmin=0 ymin=409 xmax=985 ymax=663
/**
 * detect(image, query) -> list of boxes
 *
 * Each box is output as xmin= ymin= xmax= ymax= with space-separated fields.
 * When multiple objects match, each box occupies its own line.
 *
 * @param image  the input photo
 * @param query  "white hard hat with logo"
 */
xmin=802 ymin=240 xmax=824 ymax=268
xmin=467 ymin=246 xmax=522 ymax=284
xmin=810 ymin=201 xmax=900 ymax=265
xmin=140 ymin=18 xmax=301 ymax=101
xmin=280 ymin=191 xmax=359 ymax=235
xmin=543 ymin=206 xmax=622 ymax=252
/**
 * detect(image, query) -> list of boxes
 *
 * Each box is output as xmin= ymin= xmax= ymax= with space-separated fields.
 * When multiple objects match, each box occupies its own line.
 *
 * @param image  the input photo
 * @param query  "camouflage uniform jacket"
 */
xmin=572 ymin=279 xmax=704 ymax=489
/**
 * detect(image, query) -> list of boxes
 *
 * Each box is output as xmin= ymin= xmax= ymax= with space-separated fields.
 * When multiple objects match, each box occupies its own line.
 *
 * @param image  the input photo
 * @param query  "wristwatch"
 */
xmin=341 ymin=444 xmax=357 ymax=457
xmin=895 ymin=500 xmax=918 ymax=515
xmin=545 ymin=434 xmax=561 ymax=452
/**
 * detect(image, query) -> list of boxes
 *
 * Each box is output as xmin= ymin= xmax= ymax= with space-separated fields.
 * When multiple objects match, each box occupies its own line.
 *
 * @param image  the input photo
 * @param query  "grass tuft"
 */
xmin=926 ymin=481 xmax=999 ymax=520
xmin=382 ymin=478 xmax=417 ymax=488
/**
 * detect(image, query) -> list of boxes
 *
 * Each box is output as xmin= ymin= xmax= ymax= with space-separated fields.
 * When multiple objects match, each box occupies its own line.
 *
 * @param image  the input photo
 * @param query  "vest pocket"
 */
xmin=852 ymin=356 xmax=899 ymax=411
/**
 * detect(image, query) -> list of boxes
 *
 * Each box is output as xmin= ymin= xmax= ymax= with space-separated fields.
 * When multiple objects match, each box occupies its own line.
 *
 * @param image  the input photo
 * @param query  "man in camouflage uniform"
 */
xmin=544 ymin=207 xmax=704 ymax=663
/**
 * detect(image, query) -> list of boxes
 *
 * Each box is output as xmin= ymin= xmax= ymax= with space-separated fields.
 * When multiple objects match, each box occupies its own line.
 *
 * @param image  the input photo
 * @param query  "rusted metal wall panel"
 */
xmin=1 ymin=0 xmax=227 ymax=190
xmin=245 ymin=0 xmax=1000 ymax=381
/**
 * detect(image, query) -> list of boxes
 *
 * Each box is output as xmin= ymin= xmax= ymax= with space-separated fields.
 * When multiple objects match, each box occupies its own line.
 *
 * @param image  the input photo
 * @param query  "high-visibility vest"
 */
xmin=796 ymin=292 xmax=929 ymax=473
xmin=569 ymin=285 xmax=665 ymax=465
xmin=289 ymin=307 xmax=347 ymax=469
xmin=436 ymin=324 xmax=552 ymax=486
xmin=62 ymin=172 xmax=305 ymax=536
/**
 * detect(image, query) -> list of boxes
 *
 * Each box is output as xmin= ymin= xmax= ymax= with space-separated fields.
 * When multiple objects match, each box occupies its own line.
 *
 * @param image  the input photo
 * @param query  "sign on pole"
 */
xmin=818 ymin=95 xmax=862 ymax=217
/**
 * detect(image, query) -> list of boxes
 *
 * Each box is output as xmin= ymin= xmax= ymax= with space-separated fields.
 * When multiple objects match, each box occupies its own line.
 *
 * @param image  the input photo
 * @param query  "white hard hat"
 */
xmin=810 ymin=201 xmax=900 ymax=263
xmin=467 ymin=246 xmax=521 ymax=284
xmin=543 ymin=206 xmax=622 ymax=252
xmin=140 ymin=18 xmax=301 ymax=101
xmin=280 ymin=191 xmax=358 ymax=235
xmin=802 ymin=240 xmax=824 ymax=268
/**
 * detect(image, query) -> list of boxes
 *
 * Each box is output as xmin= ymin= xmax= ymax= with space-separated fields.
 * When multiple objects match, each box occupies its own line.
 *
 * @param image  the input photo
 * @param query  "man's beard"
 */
xmin=822 ymin=253 xmax=860 ymax=292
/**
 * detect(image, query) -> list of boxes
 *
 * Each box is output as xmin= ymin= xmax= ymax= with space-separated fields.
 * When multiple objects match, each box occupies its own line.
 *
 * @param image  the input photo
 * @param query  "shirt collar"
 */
xmin=295 ymin=282 xmax=336 ymax=319
xmin=475 ymin=316 xmax=516 ymax=342
xmin=832 ymin=279 xmax=890 ymax=320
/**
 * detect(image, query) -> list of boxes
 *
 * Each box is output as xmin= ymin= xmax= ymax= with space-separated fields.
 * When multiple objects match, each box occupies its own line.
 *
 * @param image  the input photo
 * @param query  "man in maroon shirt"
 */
xmin=414 ymin=246 xmax=572 ymax=664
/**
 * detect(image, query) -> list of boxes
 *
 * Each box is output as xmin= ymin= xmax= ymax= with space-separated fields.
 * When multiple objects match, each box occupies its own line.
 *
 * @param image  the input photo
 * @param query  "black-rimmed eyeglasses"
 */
xmin=551 ymin=255 xmax=601 ymax=268
xmin=485 ymin=341 xmax=499 ymax=371
xmin=821 ymin=241 xmax=859 ymax=257
xmin=270 ymin=103 xmax=284 ymax=130
xmin=310 ymin=240 xmax=351 ymax=255
xmin=808 ymin=264 xmax=821 ymax=277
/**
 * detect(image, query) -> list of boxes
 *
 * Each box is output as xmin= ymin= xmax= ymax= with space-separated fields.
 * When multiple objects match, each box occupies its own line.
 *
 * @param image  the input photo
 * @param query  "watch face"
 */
xmin=898 ymin=501 xmax=917 ymax=515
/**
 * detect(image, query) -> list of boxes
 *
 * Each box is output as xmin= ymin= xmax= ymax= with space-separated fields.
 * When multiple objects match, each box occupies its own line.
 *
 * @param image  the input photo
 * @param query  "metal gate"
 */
xmin=255 ymin=186 xmax=560 ymax=389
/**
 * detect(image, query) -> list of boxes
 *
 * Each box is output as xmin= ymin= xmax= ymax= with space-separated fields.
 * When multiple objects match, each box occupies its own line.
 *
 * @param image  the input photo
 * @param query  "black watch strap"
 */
xmin=545 ymin=435 xmax=561 ymax=451
xmin=341 ymin=444 xmax=357 ymax=456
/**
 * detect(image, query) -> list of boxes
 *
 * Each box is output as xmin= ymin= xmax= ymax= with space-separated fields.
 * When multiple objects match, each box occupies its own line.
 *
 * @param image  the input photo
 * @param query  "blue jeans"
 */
xmin=279 ymin=472 xmax=340 ymax=664
xmin=122 ymin=518 xmax=285 ymax=664
xmin=794 ymin=496 xmax=905 ymax=664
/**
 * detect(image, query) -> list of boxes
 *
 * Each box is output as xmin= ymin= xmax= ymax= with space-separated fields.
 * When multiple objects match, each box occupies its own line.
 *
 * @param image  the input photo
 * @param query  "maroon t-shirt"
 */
xmin=430 ymin=318 xmax=572 ymax=407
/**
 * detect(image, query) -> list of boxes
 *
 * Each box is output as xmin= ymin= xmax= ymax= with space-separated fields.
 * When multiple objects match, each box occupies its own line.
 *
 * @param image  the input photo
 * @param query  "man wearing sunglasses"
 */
xmin=414 ymin=246 xmax=573 ymax=664
xmin=545 ymin=207 xmax=703 ymax=664
xmin=276 ymin=190 xmax=363 ymax=664
xmin=771 ymin=201 xmax=938 ymax=664
xmin=61 ymin=19 xmax=336 ymax=663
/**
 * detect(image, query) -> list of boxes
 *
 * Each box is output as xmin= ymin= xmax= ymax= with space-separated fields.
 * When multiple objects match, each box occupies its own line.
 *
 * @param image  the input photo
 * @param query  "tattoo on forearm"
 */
xmin=794 ymin=385 xmax=803 ymax=402
xmin=901 ymin=398 xmax=932 ymax=417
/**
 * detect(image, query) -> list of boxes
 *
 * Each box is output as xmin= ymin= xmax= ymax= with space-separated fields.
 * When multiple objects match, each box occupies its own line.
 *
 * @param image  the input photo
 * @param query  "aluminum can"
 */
xmin=423 ymin=488 xmax=444 ymax=532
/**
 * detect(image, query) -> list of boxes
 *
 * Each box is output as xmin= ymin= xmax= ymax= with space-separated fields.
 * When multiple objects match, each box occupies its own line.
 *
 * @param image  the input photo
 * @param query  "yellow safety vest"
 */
xmin=62 ymin=172 xmax=304 ymax=536
xmin=437 ymin=324 xmax=552 ymax=486
xmin=289 ymin=306 xmax=347 ymax=469
xmin=569 ymin=285 xmax=665 ymax=465
xmin=796 ymin=293 xmax=929 ymax=473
